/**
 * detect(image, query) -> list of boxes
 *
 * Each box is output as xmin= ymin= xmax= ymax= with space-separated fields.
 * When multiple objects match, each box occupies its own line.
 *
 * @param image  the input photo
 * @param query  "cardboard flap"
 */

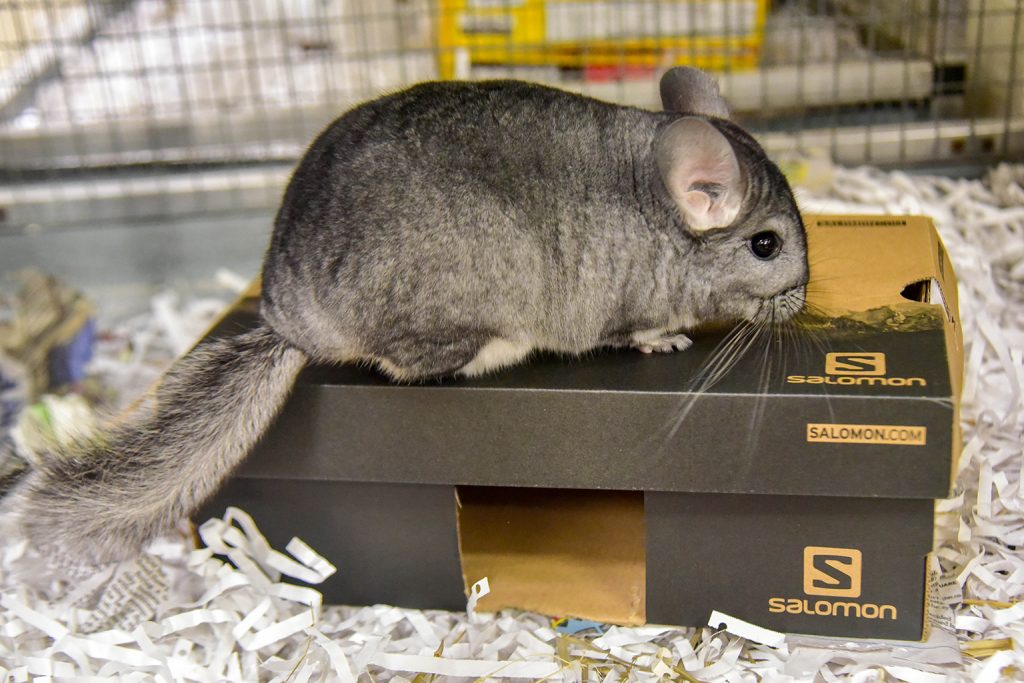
xmin=804 ymin=215 xmax=955 ymax=318
xmin=802 ymin=215 xmax=964 ymax=486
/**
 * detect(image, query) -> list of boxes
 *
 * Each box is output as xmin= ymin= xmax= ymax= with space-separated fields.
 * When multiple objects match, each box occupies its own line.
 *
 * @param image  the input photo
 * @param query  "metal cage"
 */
xmin=0 ymin=0 xmax=1021 ymax=228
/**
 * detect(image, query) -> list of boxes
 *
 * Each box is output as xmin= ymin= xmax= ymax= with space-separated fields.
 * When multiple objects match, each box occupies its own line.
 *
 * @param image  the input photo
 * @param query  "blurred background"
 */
xmin=0 ymin=0 xmax=1020 ymax=418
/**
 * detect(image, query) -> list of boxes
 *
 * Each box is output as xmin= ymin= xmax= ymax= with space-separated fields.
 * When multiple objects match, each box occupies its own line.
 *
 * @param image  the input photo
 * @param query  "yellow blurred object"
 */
xmin=436 ymin=0 xmax=767 ymax=79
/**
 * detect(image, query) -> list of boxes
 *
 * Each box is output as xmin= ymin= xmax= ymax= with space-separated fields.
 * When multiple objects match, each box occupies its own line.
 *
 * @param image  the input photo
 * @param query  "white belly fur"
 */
xmin=459 ymin=338 xmax=534 ymax=376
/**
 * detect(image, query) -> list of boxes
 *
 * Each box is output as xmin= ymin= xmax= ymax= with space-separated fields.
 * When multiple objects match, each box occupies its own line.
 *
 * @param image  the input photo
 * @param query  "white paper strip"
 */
xmin=285 ymin=537 xmax=337 ymax=582
xmin=465 ymin=577 xmax=490 ymax=623
xmin=306 ymin=627 xmax=357 ymax=683
xmin=60 ymin=636 xmax=161 ymax=668
xmin=708 ymin=611 xmax=786 ymax=648
xmin=160 ymin=608 xmax=237 ymax=636
xmin=992 ymin=601 xmax=1024 ymax=627
xmin=240 ymin=610 xmax=315 ymax=652
xmin=0 ymin=594 xmax=70 ymax=641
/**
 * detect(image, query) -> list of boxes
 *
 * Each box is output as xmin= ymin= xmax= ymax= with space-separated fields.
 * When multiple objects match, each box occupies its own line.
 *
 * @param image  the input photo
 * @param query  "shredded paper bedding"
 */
xmin=1 ymin=164 xmax=1023 ymax=681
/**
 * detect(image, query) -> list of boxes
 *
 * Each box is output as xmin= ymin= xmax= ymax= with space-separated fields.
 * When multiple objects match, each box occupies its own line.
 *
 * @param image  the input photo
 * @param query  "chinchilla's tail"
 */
xmin=5 ymin=323 xmax=307 ymax=563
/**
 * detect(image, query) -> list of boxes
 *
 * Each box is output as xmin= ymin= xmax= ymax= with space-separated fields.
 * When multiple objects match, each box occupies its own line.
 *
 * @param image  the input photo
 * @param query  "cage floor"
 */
xmin=1 ymin=164 xmax=1023 ymax=681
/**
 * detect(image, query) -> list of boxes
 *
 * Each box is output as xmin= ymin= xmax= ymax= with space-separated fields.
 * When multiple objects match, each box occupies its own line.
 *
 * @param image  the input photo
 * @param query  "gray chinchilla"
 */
xmin=5 ymin=67 xmax=807 ymax=562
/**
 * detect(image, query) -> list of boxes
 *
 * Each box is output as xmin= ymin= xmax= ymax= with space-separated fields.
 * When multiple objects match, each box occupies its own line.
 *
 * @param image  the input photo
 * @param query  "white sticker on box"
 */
xmin=708 ymin=611 xmax=786 ymax=648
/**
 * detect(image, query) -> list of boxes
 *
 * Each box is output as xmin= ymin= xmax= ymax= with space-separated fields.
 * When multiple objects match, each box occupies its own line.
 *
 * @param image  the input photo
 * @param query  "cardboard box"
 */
xmin=199 ymin=214 xmax=962 ymax=640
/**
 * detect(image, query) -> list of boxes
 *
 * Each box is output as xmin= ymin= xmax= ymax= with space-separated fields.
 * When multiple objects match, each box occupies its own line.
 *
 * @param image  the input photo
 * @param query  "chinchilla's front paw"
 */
xmin=632 ymin=333 xmax=693 ymax=354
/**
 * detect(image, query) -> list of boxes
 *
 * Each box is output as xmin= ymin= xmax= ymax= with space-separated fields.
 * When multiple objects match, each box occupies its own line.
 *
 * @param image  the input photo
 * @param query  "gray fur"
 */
xmin=262 ymin=77 xmax=806 ymax=376
xmin=8 ymin=70 xmax=807 ymax=561
xmin=0 ymin=438 xmax=26 ymax=499
xmin=6 ymin=326 xmax=305 ymax=562
xmin=660 ymin=66 xmax=731 ymax=118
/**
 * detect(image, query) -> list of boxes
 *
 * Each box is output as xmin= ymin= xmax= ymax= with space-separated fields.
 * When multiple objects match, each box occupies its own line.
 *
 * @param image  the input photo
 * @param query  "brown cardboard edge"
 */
xmin=931 ymin=233 xmax=965 ymax=494
xmin=920 ymin=551 xmax=935 ymax=643
xmin=454 ymin=486 xmax=471 ymax=600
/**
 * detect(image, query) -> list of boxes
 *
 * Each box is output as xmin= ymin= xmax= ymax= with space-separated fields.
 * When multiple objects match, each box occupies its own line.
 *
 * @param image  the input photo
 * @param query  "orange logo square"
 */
xmin=825 ymin=352 xmax=885 ymax=376
xmin=804 ymin=546 xmax=862 ymax=598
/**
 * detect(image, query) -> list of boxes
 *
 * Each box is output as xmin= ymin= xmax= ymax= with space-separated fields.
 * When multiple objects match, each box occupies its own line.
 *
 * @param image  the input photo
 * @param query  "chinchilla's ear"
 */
xmin=660 ymin=66 xmax=730 ymax=119
xmin=656 ymin=117 xmax=744 ymax=232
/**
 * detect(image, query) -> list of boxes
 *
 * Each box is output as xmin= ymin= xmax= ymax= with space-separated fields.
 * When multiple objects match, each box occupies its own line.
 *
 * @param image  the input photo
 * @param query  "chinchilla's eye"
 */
xmin=750 ymin=231 xmax=782 ymax=260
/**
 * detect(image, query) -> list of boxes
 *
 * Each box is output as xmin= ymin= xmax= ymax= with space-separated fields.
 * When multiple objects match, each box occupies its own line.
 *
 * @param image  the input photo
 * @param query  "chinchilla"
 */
xmin=4 ymin=67 xmax=807 ymax=563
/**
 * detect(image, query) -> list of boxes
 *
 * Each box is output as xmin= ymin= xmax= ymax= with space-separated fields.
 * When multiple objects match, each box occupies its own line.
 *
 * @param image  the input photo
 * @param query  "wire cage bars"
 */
xmin=0 ymin=0 xmax=1020 ymax=228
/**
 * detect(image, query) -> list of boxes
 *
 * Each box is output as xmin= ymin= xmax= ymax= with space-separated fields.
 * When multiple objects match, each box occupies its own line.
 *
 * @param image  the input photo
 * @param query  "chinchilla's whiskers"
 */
xmin=646 ymin=318 xmax=767 ymax=455
xmin=792 ymin=311 xmax=833 ymax=349
xmin=805 ymin=248 xmax=843 ymax=268
xmin=789 ymin=305 xmax=831 ymax=357
xmin=649 ymin=281 xmax=823 ymax=459
xmin=801 ymin=278 xmax=852 ymax=303
xmin=780 ymin=296 xmax=840 ymax=423
xmin=651 ymin=324 xmax=750 ymax=440
xmin=780 ymin=317 xmax=800 ymax=371
xmin=780 ymin=287 xmax=824 ymax=353
xmin=695 ymin=326 xmax=751 ymax=388
xmin=688 ymin=320 xmax=755 ymax=389
xmin=699 ymin=321 xmax=766 ymax=391
xmin=804 ymin=255 xmax=845 ymax=271
xmin=739 ymin=288 xmax=839 ymax=456
xmin=744 ymin=312 xmax=774 ymax=454
xmin=802 ymin=274 xmax=847 ymax=286
xmin=802 ymin=253 xmax=845 ymax=279
xmin=751 ymin=304 xmax=785 ymax=438
xmin=785 ymin=288 xmax=826 ymax=318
